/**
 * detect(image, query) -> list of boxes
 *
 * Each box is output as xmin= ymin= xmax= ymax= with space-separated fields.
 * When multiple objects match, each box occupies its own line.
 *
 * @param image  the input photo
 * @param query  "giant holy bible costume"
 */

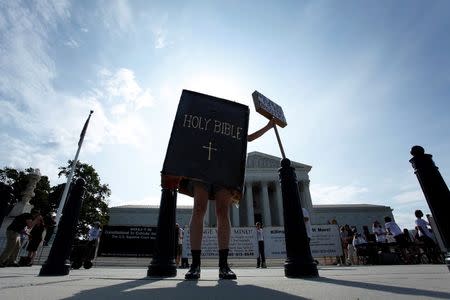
xmin=162 ymin=90 xmax=250 ymax=201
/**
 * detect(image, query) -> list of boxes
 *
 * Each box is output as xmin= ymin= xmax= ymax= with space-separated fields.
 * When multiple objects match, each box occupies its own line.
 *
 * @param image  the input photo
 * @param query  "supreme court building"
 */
xmin=109 ymin=151 xmax=394 ymax=232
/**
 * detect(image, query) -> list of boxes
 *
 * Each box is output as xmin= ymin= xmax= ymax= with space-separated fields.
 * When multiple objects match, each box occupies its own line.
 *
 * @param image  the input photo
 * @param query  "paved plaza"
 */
xmin=0 ymin=264 xmax=449 ymax=300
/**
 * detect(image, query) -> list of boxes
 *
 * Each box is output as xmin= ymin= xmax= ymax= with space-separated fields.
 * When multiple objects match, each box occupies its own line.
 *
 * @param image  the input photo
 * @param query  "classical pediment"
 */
xmin=246 ymin=151 xmax=311 ymax=171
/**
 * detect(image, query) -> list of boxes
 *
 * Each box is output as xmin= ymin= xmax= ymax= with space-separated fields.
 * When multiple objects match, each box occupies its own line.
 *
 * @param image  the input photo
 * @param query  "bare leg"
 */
xmin=176 ymin=252 xmax=180 ymax=267
xmin=189 ymin=184 xmax=209 ymax=250
xmin=215 ymin=189 xmax=233 ymax=250
xmin=215 ymin=189 xmax=237 ymax=279
xmin=185 ymin=184 xmax=208 ymax=280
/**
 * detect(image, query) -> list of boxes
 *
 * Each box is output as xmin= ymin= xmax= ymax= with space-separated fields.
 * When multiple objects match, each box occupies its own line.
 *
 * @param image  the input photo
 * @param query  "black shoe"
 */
xmin=7 ymin=263 xmax=20 ymax=267
xmin=185 ymin=265 xmax=200 ymax=280
xmin=219 ymin=265 xmax=237 ymax=280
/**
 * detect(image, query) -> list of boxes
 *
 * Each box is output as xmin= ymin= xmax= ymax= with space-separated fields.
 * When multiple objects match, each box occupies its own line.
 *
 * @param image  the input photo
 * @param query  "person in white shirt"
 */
xmin=88 ymin=222 xmax=102 ymax=242
xmin=302 ymin=208 xmax=312 ymax=242
xmin=352 ymin=233 xmax=367 ymax=265
xmin=414 ymin=210 xmax=439 ymax=263
xmin=372 ymin=221 xmax=387 ymax=243
xmin=255 ymin=222 xmax=266 ymax=268
xmin=384 ymin=216 xmax=408 ymax=262
xmin=85 ymin=221 xmax=102 ymax=266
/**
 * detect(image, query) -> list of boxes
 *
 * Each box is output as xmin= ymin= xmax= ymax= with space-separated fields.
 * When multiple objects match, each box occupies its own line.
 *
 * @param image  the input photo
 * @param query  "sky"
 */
xmin=1 ymin=0 xmax=450 ymax=230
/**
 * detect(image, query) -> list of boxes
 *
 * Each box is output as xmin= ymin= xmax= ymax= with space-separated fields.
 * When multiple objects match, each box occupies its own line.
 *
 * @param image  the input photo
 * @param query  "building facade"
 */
xmin=109 ymin=151 xmax=394 ymax=233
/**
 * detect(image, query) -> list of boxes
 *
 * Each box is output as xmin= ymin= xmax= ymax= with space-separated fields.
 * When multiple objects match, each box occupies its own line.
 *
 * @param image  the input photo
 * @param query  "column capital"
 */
xmin=299 ymin=179 xmax=310 ymax=186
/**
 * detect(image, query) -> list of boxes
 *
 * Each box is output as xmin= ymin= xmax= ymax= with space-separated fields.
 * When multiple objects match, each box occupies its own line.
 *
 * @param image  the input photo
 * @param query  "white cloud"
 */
xmin=64 ymin=38 xmax=79 ymax=48
xmin=0 ymin=133 xmax=62 ymax=184
xmin=310 ymin=183 xmax=369 ymax=205
xmin=153 ymin=27 xmax=167 ymax=49
xmin=100 ymin=68 xmax=153 ymax=111
xmin=393 ymin=211 xmax=416 ymax=231
xmin=0 ymin=1 xmax=69 ymax=109
xmin=0 ymin=2 xmax=156 ymax=184
xmin=98 ymin=0 xmax=134 ymax=35
xmin=392 ymin=189 xmax=425 ymax=204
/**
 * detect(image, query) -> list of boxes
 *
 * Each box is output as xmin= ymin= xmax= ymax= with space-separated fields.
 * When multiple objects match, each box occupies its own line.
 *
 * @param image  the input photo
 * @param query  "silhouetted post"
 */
xmin=409 ymin=146 xmax=450 ymax=271
xmin=39 ymin=178 xmax=86 ymax=276
xmin=279 ymin=158 xmax=319 ymax=278
xmin=147 ymin=187 xmax=177 ymax=277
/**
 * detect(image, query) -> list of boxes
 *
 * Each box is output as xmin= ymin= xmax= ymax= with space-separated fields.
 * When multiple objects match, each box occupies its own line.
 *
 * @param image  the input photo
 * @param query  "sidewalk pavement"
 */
xmin=1 ymin=264 xmax=449 ymax=300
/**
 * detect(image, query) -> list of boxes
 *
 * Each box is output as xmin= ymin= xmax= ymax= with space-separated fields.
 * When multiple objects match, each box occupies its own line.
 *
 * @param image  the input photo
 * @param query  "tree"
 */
xmin=29 ymin=175 xmax=51 ymax=215
xmin=57 ymin=160 xmax=110 ymax=238
xmin=1 ymin=163 xmax=110 ymax=239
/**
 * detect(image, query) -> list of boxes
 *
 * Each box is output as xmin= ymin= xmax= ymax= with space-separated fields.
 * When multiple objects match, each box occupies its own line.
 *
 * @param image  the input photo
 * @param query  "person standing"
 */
xmin=86 ymin=221 xmax=102 ymax=263
xmin=43 ymin=212 xmax=56 ymax=246
xmin=414 ymin=210 xmax=439 ymax=263
xmin=372 ymin=221 xmax=387 ymax=243
xmin=182 ymin=119 xmax=274 ymax=280
xmin=0 ymin=212 xmax=34 ymax=267
xmin=384 ymin=216 xmax=408 ymax=262
xmin=255 ymin=222 xmax=266 ymax=268
xmin=175 ymin=223 xmax=184 ymax=267
xmin=26 ymin=213 xmax=45 ymax=266
xmin=302 ymin=207 xmax=312 ymax=243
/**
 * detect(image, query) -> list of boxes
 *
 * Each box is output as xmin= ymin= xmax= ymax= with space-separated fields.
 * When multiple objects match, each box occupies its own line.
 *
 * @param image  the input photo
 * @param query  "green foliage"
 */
xmin=30 ymin=176 xmax=51 ymax=215
xmin=58 ymin=160 xmax=110 ymax=238
xmin=1 ymin=162 xmax=110 ymax=239
xmin=0 ymin=167 xmax=51 ymax=215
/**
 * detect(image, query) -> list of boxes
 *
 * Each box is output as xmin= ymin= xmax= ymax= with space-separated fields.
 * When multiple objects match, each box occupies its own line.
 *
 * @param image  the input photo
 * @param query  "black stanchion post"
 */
xmin=39 ymin=178 xmax=86 ymax=276
xmin=409 ymin=146 xmax=450 ymax=271
xmin=147 ymin=187 xmax=177 ymax=277
xmin=279 ymin=158 xmax=319 ymax=278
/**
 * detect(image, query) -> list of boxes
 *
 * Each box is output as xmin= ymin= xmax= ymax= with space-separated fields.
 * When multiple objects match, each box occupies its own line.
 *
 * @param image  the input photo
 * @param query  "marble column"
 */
xmin=260 ymin=181 xmax=272 ymax=227
xmin=208 ymin=200 xmax=216 ymax=227
xmin=204 ymin=200 xmax=210 ymax=227
xmin=275 ymin=182 xmax=284 ymax=226
xmin=245 ymin=182 xmax=254 ymax=226
xmin=302 ymin=180 xmax=314 ymax=211
xmin=298 ymin=181 xmax=305 ymax=208
xmin=231 ymin=204 xmax=239 ymax=227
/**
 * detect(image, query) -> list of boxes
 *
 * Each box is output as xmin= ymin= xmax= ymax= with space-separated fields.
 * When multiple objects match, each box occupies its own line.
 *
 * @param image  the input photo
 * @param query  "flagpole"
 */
xmin=55 ymin=110 xmax=94 ymax=225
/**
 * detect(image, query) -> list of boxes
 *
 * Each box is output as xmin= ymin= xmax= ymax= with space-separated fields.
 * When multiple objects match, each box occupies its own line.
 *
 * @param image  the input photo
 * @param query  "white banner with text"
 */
xmin=182 ymin=224 xmax=342 ymax=258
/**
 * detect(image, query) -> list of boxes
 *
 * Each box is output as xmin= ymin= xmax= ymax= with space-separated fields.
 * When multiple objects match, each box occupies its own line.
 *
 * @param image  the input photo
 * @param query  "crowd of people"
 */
xmin=0 ymin=209 xmax=56 ymax=267
xmin=1 ymin=205 xmax=443 ymax=270
xmin=0 ymin=210 xmax=103 ymax=268
xmin=334 ymin=210 xmax=443 ymax=266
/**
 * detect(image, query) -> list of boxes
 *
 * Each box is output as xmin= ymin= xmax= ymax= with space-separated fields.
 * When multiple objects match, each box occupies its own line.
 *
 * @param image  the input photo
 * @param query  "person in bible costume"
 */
xmin=163 ymin=119 xmax=274 ymax=280
xmin=184 ymin=119 xmax=274 ymax=280
xmin=161 ymin=90 xmax=278 ymax=280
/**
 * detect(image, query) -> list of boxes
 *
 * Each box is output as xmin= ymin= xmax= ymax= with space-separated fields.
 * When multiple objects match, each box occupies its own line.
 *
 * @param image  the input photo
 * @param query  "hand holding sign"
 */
xmin=252 ymin=91 xmax=287 ymax=158
xmin=247 ymin=118 xmax=276 ymax=142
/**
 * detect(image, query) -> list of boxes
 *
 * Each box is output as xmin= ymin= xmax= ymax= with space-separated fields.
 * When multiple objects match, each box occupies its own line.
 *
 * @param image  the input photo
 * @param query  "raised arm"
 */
xmin=247 ymin=119 xmax=275 ymax=142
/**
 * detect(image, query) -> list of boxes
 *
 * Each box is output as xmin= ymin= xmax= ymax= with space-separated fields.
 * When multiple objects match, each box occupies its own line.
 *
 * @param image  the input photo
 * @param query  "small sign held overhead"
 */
xmin=252 ymin=91 xmax=287 ymax=128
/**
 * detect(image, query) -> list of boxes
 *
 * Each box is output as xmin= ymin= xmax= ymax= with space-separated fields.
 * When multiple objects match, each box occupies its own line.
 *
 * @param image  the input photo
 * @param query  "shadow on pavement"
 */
xmin=306 ymin=276 xmax=450 ymax=299
xmin=62 ymin=277 xmax=308 ymax=300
